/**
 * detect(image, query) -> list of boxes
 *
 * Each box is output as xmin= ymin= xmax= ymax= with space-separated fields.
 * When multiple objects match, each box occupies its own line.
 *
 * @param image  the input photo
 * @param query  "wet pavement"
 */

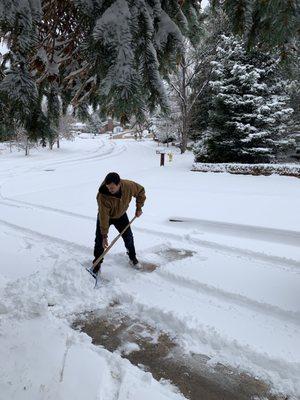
xmin=72 ymin=306 xmax=288 ymax=400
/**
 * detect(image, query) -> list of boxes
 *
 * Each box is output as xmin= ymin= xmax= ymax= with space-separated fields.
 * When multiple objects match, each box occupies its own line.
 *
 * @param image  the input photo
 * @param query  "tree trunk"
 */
xmin=25 ymin=138 xmax=29 ymax=156
xmin=16 ymin=135 xmax=20 ymax=152
xmin=180 ymin=56 xmax=188 ymax=154
xmin=180 ymin=125 xmax=188 ymax=154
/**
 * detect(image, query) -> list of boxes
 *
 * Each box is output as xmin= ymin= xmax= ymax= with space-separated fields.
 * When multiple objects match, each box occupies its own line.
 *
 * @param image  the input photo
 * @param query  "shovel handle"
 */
xmin=92 ymin=215 xmax=137 ymax=269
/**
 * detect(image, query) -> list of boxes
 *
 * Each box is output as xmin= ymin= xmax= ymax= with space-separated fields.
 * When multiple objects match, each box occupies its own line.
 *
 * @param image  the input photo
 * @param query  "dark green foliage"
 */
xmin=0 ymin=0 xmax=299 ymax=145
xmin=24 ymin=106 xmax=53 ymax=143
xmin=194 ymin=35 xmax=295 ymax=163
xmin=0 ymin=65 xmax=37 ymax=119
xmin=223 ymin=0 xmax=300 ymax=54
xmin=189 ymin=7 xmax=230 ymax=139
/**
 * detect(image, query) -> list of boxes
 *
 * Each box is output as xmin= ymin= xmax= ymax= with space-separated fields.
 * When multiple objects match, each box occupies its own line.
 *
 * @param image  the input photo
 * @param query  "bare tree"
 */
xmin=57 ymin=113 xmax=75 ymax=147
xmin=167 ymin=39 xmax=213 ymax=153
xmin=167 ymin=10 xmax=230 ymax=153
xmin=15 ymin=127 xmax=36 ymax=156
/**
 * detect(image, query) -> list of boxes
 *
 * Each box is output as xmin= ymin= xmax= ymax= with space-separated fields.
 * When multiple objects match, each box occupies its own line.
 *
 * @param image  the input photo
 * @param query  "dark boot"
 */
xmin=127 ymin=252 xmax=139 ymax=266
xmin=130 ymin=256 xmax=139 ymax=266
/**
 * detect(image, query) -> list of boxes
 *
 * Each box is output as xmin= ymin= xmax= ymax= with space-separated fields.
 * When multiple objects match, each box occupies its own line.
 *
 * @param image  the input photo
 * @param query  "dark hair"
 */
xmin=105 ymin=172 xmax=120 ymax=185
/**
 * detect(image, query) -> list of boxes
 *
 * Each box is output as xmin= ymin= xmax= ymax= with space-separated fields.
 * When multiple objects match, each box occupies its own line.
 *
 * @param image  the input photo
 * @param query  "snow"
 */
xmin=93 ymin=0 xmax=137 ymax=96
xmin=154 ymin=10 xmax=183 ymax=51
xmin=0 ymin=134 xmax=300 ymax=399
xmin=192 ymin=161 xmax=300 ymax=178
xmin=0 ymin=315 xmax=182 ymax=400
xmin=200 ymin=35 xmax=295 ymax=163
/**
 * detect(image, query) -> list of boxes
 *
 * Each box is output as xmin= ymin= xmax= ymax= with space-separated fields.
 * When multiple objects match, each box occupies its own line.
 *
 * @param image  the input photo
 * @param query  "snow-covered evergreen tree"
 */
xmin=0 ymin=58 xmax=14 ymax=140
xmin=0 ymin=64 xmax=37 ymax=122
xmin=286 ymin=53 xmax=300 ymax=133
xmin=1 ymin=0 xmax=298 ymax=137
xmin=220 ymin=0 xmax=299 ymax=55
xmin=194 ymin=35 xmax=295 ymax=163
xmin=0 ymin=0 xmax=203 ymax=128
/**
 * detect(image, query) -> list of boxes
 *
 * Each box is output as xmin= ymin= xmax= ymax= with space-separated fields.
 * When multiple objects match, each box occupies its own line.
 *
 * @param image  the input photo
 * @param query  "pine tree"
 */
xmin=194 ymin=35 xmax=295 ymax=163
xmin=0 ymin=63 xmax=37 ymax=121
xmin=0 ymin=0 xmax=203 ymax=132
xmin=88 ymin=112 xmax=102 ymax=136
xmin=0 ymin=0 xmax=298 ymax=137
xmin=220 ymin=0 xmax=299 ymax=56
xmin=0 ymin=60 xmax=15 ymax=140
xmin=285 ymin=53 xmax=300 ymax=133
xmin=189 ymin=7 xmax=230 ymax=139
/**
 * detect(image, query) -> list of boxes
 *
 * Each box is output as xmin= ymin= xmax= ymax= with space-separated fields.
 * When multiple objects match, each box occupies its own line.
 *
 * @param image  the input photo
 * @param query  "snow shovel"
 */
xmin=92 ymin=215 xmax=137 ymax=271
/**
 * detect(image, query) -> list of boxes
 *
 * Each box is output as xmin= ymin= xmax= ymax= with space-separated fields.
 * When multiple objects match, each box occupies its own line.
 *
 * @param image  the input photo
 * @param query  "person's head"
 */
xmin=104 ymin=172 xmax=121 ymax=194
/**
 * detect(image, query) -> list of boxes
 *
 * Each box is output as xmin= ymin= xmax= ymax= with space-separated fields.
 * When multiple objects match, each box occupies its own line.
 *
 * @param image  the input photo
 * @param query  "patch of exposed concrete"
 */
xmin=137 ymin=262 xmax=158 ymax=272
xmin=158 ymin=248 xmax=195 ymax=262
xmin=72 ymin=307 xmax=288 ymax=400
xmin=136 ymin=247 xmax=195 ymax=272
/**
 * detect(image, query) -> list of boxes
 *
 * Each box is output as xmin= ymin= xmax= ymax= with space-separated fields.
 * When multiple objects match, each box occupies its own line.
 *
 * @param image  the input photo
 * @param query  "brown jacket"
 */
xmin=97 ymin=179 xmax=146 ymax=236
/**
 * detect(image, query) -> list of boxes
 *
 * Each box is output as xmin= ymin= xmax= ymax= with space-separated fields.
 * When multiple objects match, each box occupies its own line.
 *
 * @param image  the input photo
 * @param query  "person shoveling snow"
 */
xmin=90 ymin=172 xmax=146 ymax=278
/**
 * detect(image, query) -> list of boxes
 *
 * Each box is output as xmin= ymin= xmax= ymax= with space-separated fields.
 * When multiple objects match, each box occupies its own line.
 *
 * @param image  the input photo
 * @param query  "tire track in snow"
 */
xmin=33 ymin=140 xmax=126 ymax=170
xmin=1 ymin=137 xmax=298 ymax=269
xmin=169 ymin=216 xmax=300 ymax=247
xmin=0 ymin=139 xmax=126 ymax=200
xmin=0 ymin=198 xmax=94 ymax=220
xmin=137 ymin=226 xmax=300 ymax=270
xmin=0 ymin=137 xmax=124 ymax=175
xmin=1 ymin=195 xmax=300 ymax=326
xmin=0 ymin=137 xmax=107 ymax=178
xmin=0 ymin=218 xmax=92 ymax=255
xmin=1 ymin=217 xmax=299 ymax=328
xmin=0 ymin=197 xmax=299 ymax=271
xmin=155 ymin=267 xmax=300 ymax=325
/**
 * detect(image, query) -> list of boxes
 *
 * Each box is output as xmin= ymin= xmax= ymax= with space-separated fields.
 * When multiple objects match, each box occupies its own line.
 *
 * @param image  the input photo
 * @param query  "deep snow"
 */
xmin=0 ymin=134 xmax=299 ymax=399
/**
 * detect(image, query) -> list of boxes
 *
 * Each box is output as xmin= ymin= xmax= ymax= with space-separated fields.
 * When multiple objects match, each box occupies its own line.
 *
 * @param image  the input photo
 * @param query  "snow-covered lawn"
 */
xmin=0 ymin=134 xmax=299 ymax=399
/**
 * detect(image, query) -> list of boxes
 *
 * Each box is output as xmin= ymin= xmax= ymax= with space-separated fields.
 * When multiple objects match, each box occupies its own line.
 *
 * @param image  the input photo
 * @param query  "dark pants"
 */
xmin=93 ymin=212 xmax=136 ymax=266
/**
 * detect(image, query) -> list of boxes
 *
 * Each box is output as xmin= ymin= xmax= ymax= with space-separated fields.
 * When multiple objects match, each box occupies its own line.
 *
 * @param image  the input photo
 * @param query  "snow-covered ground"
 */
xmin=0 ymin=134 xmax=299 ymax=400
